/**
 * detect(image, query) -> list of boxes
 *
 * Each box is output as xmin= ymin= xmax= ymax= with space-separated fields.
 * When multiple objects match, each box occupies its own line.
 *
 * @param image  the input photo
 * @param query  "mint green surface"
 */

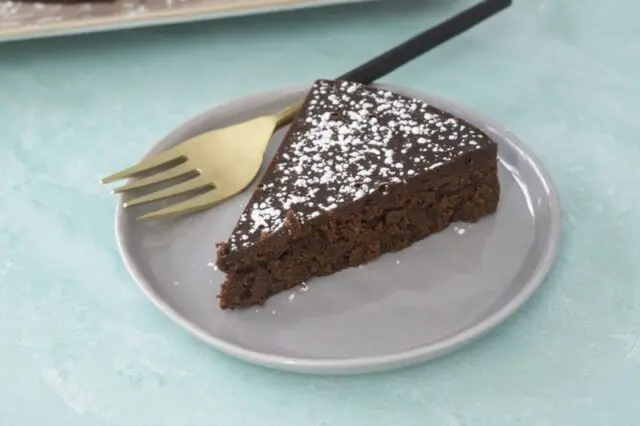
xmin=1 ymin=0 xmax=638 ymax=423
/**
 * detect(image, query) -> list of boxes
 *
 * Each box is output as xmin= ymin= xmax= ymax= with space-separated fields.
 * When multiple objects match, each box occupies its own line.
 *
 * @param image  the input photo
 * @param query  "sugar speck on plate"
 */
xmin=455 ymin=227 xmax=466 ymax=235
xmin=300 ymin=282 xmax=309 ymax=292
xmin=207 ymin=261 xmax=214 ymax=267
xmin=271 ymin=310 xmax=277 ymax=315
xmin=396 ymin=260 xmax=400 ymax=264
xmin=288 ymin=293 xmax=295 ymax=301
xmin=173 ymin=281 xmax=180 ymax=286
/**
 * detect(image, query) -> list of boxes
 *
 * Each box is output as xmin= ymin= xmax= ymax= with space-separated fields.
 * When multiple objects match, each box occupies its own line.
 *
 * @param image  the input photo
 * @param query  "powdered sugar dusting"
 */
xmin=228 ymin=80 xmax=491 ymax=251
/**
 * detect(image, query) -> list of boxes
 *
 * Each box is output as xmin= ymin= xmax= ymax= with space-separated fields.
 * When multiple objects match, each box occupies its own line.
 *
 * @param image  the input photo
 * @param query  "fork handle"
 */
xmin=272 ymin=0 xmax=510 ymax=128
xmin=338 ymin=0 xmax=511 ymax=84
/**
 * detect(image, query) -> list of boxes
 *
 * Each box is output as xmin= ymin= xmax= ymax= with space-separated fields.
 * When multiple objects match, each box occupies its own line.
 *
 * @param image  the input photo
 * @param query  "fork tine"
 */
xmin=137 ymin=190 xmax=228 ymax=221
xmin=101 ymin=149 xmax=185 ymax=184
xmin=112 ymin=163 xmax=195 ymax=194
xmin=123 ymin=177 xmax=211 ymax=208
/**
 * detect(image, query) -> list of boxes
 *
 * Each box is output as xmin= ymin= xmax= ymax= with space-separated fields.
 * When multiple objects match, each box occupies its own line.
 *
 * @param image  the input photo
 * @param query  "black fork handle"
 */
xmin=339 ymin=0 xmax=512 ymax=84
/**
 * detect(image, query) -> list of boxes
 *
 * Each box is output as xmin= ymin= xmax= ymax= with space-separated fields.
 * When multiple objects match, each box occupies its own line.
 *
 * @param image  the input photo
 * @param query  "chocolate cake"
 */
xmin=216 ymin=79 xmax=500 ymax=310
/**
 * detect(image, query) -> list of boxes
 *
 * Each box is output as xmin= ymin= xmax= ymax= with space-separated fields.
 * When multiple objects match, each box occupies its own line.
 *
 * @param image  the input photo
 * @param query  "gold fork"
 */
xmin=101 ymin=101 xmax=302 ymax=220
xmin=101 ymin=0 xmax=511 ymax=221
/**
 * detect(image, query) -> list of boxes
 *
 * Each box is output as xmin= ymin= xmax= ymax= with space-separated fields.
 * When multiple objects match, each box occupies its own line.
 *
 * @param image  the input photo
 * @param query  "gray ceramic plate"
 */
xmin=115 ymin=84 xmax=561 ymax=375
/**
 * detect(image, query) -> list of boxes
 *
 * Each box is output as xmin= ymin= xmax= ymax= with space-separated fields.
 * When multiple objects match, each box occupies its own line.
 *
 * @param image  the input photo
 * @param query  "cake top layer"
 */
xmin=228 ymin=79 xmax=494 ymax=252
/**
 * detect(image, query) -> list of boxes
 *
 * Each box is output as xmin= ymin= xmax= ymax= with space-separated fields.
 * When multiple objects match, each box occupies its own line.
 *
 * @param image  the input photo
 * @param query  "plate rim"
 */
xmin=114 ymin=83 xmax=561 ymax=375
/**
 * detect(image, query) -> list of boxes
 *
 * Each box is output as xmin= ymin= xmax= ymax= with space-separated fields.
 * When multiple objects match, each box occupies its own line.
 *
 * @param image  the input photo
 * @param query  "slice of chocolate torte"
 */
xmin=216 ymin=79 xmax=500 ymax=309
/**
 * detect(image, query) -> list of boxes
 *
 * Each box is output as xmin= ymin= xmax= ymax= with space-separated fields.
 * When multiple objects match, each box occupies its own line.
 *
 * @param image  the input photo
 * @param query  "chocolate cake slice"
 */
xmin=216 ymin=80 xmax=500 ymax=310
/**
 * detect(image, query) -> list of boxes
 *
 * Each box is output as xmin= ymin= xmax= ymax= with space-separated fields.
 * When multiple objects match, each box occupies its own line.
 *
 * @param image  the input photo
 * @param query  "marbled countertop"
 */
xmin=1 ymin=0 xmax=639 ymax=424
